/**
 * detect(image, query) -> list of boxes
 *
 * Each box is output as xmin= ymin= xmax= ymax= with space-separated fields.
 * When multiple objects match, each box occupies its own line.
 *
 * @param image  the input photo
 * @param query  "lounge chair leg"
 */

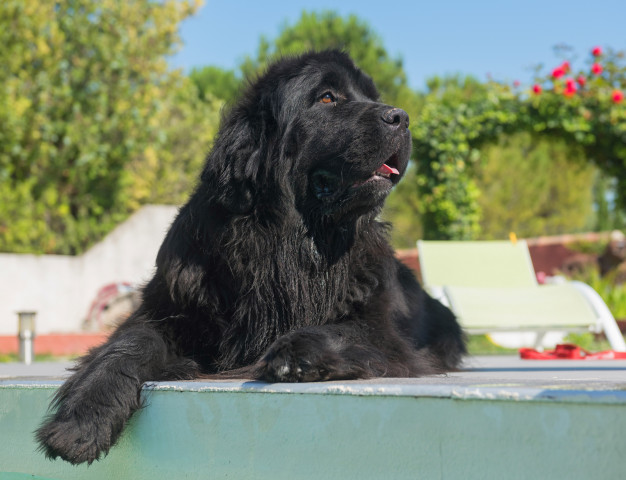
xmin=533 ymin=331 xmax=547 ymax=351
xmin=571 ymin=281 xmax=626 ymax=352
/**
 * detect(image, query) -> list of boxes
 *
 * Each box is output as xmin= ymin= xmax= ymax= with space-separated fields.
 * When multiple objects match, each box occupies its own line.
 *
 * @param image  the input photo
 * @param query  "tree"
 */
xmin=189 ymin=65 xmax=242 ymax=106
xmin=476 ymin=132 xmax=595 ymax=239
xmin=0 ymin=0 xmax=203 ymax=254
xmin=127 ymin=74 xmax=222 ymax=208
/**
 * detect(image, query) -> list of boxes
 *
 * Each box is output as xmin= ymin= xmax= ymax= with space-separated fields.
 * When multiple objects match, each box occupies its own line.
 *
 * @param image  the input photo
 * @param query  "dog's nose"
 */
xmin=381 ymin=108 xmax=409 ymax=129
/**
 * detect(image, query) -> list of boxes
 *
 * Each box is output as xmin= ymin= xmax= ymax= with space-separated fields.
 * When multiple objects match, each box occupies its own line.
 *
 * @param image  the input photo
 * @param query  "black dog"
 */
xmin=36 ymin=50 xmax=465 ymax=464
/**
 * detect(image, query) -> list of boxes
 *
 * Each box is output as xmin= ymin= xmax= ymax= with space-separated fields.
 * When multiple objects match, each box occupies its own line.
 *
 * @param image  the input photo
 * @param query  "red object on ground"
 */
xmin=0 ymin=333 xmax=108 ymax=357
xmin=520 ymin=343 xmax=626 ymax=360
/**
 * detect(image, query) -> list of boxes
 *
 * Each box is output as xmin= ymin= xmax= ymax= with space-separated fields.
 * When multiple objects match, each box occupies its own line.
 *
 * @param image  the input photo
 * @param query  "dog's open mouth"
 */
xmin=352 ymin=153 xmax=401 ymax=188
xmin=374 ymin=159 xmax=400 ymax=178
xmin=312 ymin=153 xmax=402 ymax=200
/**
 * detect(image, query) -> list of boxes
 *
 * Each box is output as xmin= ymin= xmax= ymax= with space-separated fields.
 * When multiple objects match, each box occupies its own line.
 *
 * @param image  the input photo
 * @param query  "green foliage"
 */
xmin=0 ymin=353 xmax=17 ymax=363
xmin=563 ymin=332 xmax=614 ymax=352
xmin=425 ymin=75 xmax=489 ymax=106
xmin=465 ymin=335 xmax=517 ymax=355
xmin=593 ymin=173 xmax=626 ymax=231
xmin=567 ymin=239 xmax=608 ymax=256
xmin=0 ymin=352 xmax=77 ymax=363
xmin=382 ymin=164 xmax=424 ymax=248
xmin=476 ymin=132 xmax=595 ymax=239
xmin=127 ymin=74 xmax=222 ymax=208
xmin=0 ymin=0 xmax=204 ymax=254
xmin=408 ymin=76 xmax=499 ymax=239
xmin=189 ymin=65 xmax=242 ymax=106
xmin=567 ymin=267 xmax=626 ymax=319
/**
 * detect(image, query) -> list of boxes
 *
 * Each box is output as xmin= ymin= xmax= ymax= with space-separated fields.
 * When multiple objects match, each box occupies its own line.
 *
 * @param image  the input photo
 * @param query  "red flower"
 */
xmin=552 ymin=66 xmax=565 ymax=78
xmin=592 ymin=63 xmax=603 ymax=75
xmin=613 ymin=90 xmax=624 ymax=103
xmin=592 ymin=46 xmax=603 ymax=57
xmin=576 ymin=76 xmax=586 ymax=87
xmin=564 ymin=86 xmax=576 ymax=98
xmin=513 ymin=80 xmax=520 ymax=88
xmin=562 ymin=78 xmax=577 ymax=97
xmin=532 ymin=84 xmax=542 ymax=94
xmin=561 ymin=61 xmax=570 ymax=73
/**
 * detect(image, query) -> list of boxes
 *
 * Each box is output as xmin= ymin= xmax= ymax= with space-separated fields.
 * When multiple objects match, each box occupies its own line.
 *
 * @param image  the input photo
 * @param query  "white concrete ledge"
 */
xmin=3 ymin=375 xmax=626 ymax=405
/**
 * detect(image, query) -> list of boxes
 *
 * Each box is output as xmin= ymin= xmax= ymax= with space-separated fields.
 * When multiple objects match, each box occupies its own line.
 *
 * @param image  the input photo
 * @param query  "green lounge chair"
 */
xmin=417 ymin=240 xmax=626 ymax=351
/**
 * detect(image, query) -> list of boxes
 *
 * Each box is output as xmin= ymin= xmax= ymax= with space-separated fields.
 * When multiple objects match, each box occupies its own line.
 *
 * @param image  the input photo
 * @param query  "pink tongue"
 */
xmin=377 ymin=164 xmax=399 ymax=175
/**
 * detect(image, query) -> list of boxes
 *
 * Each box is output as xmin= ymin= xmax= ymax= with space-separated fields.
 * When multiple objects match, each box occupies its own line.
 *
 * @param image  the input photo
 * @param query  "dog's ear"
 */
xmin=201 ymin=103 xmax=271 ymax=214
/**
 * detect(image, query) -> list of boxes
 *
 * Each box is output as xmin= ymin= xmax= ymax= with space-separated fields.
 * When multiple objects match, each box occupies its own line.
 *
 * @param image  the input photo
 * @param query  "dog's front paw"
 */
xmin=36 ymin=413 xmax=116 ymax=465
xmin=256 ymin=331 xmax=342 ymax=382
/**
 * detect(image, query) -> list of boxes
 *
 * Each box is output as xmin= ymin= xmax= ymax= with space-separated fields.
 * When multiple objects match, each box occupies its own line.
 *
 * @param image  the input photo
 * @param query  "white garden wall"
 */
xmin=0 ymin=205 xmax=178 ymax=335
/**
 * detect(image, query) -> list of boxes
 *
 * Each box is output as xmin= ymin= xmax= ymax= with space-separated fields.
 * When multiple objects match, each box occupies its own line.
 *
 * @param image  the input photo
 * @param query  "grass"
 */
xmin=0 ymin=352 xmax=77 ymax=363
xmin=466 ymin=332 xmax=624 ymax=355
xmin=0 ymin=353 xmax=17 ymax=362
xmin=562 ymin=332 xmax=615 ymax=351
xmin=466 ymin=335 xmax=518 ymax=355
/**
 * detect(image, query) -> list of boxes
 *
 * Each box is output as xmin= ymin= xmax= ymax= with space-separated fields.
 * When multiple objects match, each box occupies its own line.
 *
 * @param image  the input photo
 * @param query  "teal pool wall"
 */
xmin=1 ymin=380 xmax=625 ymax=479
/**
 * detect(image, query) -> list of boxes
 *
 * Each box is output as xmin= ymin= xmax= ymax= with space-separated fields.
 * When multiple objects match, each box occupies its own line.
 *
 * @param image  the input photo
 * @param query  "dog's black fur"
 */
xmin=36 ymin=50 xmax=465 ymax=464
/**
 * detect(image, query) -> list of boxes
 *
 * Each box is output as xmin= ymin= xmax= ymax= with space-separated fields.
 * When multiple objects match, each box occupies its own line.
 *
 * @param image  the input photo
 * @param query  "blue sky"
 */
xmin=170 ymin=0 xmax=625 ymax=90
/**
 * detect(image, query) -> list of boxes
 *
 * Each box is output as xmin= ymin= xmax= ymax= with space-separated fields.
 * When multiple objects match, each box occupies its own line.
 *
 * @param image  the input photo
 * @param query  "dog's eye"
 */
xmin=320 ymin=92 xmax=336 ymax=104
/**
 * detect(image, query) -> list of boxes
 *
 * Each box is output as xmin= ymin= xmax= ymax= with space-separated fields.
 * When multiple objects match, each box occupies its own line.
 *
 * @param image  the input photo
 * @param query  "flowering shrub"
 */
xmin=410 ymin=46 xmax=626 ymax=240
xmin=532 ymin=47 xmax=623 ymax=102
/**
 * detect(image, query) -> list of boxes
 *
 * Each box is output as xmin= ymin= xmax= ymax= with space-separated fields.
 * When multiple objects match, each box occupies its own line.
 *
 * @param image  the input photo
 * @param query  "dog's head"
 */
xmin=202 ymin=50 xmax=411 ymax=224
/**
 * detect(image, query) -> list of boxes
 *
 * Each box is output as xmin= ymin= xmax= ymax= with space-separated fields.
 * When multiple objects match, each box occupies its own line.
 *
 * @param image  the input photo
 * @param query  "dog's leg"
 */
xmin=255 ymin=323 xmax=439 ymax=382
xmin=35 ymin=324 xmax=197 ymax=465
